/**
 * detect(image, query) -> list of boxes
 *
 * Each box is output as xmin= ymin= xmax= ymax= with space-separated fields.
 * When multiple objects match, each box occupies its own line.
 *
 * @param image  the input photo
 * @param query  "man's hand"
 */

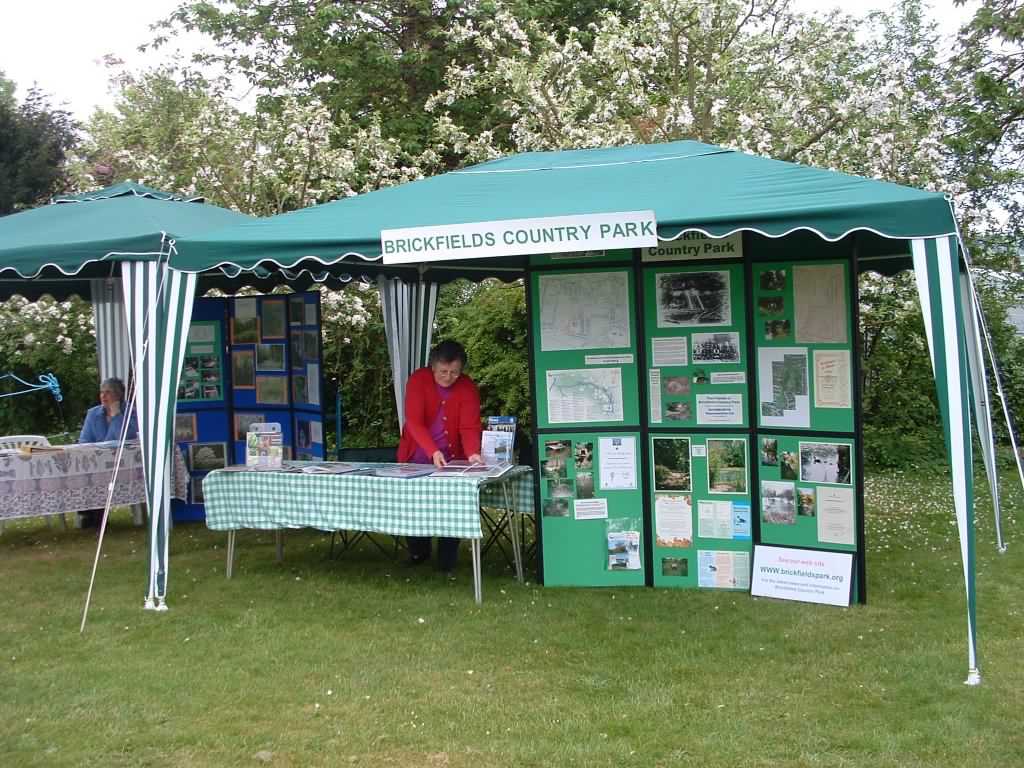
xmin=467 ymin=453 xmax=483 ymax=465
xmin=432 ymin=450 xmax=447 ymax=468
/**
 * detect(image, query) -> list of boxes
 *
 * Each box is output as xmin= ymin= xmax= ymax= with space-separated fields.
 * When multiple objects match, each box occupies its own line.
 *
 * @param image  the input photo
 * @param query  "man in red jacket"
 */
xmin=398 ymin=340 xmax=483 ymax=572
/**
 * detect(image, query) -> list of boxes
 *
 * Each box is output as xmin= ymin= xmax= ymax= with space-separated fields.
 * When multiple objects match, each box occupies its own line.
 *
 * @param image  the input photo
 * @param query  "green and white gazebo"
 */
xmin=173 ymin=141 xmax=1002 ymax=684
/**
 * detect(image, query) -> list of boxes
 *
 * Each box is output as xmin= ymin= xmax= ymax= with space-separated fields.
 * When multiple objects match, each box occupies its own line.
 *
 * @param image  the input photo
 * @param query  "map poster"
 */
xmin=538 ymin=271 xmax=631 ymax=351
xmin=546 ymin=368 xmax=624 ymax=423
xmin=758 ymin=347 xmax=809 ymax=428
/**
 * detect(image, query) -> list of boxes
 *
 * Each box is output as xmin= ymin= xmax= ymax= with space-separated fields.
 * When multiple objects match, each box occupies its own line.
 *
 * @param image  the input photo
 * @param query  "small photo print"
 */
xmin=290 ymin=329 xmax=304 ymax=364
xmin=661 ymin=557 xmax=689 ymax=578
xmin=707 ymin=438 xmax=748 ymax=494
xmin=190 ymin=477 xmax=205 ymax=505
xmin=798 ymin=486 xmax=816 ymax=517
xmin=761 ymin=480 xmax=796 ymax=524
xmin=303 ymin=329 xmax=319 ymax=360
xmin=189 ymin=442 xmax=228 ymax=472
xmin=764 ymin=319 xmax=791 ymax=341
xmin=547 ymin=478 xmax=575 ymax=499
xmin=576 ymin=472 xmax=595 ymax=499
xmin=692 ymin=369 xmax=709 ymax=385
xmin=691 ymin=332 xmax=741 ymax=364
xmin=543 ymin=498 xmax=570 ymax=517
xmin=665 ymin=401 xmax=691 ymax=421
xmin=234 ymin=412 xmax=265 ymax=441
xmin=231 ymin=316 xmax=260 ymax=344
xmin=760 ymin=438 xmax=778 ymax=466
xmin=663 ymin=375 xmax=691 ymax=396
xmin=758 ymin=296 xmax=785 ymax=315
xmin=574 ymin=441 xmax=593 ymax=471
xmin=652 ymin=436 xmax=691 ymax=492
xmin=292 ymin=374 xmax=307 ymax=404
xmin=232 ymin=349 xmax=255 ymax=389
xmin=201 ymin=385 xmax=221 ymax=400
xmin=544 ymin=440 xmax=570 ymax=479
xmin=799 ymin=442 xmax=852 ymax=484
xmin=256 ymin=343 xmax=286 ymax=372
xmin=759 ymin=269 xmax=787 ymax=291
xmin=174 ymin=413 xmax=197 ymax=442
xmin=182 ymin=357 xmax=200 ymax=379
xmin=780 ymin=450 xmax=799 ymax=480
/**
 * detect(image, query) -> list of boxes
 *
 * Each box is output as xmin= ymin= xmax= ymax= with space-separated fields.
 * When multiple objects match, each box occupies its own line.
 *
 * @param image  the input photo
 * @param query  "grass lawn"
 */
xmin=1 ymin=467 xmax=1021 ymax=767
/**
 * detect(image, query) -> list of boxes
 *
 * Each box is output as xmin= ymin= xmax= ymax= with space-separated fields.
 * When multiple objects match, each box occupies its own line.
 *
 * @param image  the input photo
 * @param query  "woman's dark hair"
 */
xmin=100 ymin=377 xmax=126 ymax=402
xmin=429 ymin=340 xmax=467 ymax=367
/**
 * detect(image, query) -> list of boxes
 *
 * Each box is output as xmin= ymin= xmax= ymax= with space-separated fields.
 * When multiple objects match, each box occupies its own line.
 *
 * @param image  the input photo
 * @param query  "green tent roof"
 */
xmin=171 ymin=140 xmax=957 ymax=273
xmin=0 ymin=181 xmax=252 ymax=280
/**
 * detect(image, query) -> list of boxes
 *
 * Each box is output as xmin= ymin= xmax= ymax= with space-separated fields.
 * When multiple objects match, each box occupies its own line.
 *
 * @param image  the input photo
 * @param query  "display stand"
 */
xmin=172 ymin=292 xmax=325 ymax=521
xmin=527 ymin=236 xmax=864 ymax=598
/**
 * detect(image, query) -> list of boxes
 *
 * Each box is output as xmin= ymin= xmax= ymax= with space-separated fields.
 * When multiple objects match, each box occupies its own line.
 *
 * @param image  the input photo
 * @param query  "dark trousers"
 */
xmin=407 ymin=536 xmax=459 ymax=570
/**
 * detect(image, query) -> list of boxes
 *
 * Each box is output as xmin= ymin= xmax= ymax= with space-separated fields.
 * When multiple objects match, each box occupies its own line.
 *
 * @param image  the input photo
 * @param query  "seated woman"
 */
xmin=79 ymin=377 xmax=137 ymax=443
xmin=398 ymin=340 xmax=482 ymax=573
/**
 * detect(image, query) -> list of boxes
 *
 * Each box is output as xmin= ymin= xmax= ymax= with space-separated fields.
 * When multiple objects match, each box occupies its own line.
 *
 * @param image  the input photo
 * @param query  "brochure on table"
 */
xmin=528 ymin=249 xmax=861 ymax=594
xmin=172 ymin=292 xmax=325 ymax=521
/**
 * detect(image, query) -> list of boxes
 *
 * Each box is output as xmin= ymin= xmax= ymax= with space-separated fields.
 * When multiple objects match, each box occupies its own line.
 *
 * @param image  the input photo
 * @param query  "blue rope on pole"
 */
xmin=0 ymin=372 xmax=63 ymax=402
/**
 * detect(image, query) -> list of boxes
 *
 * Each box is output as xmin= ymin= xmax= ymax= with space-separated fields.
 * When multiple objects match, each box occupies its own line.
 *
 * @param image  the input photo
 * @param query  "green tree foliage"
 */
xmin=0 ymin=82 xmax=78 ymax=214
xmin=0 ymin=296 xmax=97 ymax=440
xmin=434 ymin=279 xmax=530 ymax=427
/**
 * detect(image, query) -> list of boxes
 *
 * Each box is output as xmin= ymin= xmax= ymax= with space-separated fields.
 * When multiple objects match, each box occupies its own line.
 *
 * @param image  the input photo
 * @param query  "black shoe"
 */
xmin=403 ymin=554 xmax=429 ymax=567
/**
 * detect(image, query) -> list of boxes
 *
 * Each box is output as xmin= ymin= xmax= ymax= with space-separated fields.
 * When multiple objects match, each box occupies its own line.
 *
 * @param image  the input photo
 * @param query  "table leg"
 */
xmin=471 ymin=538 xmax=482 ymax=605
xmin=503 ymin=480 xmax=524 ymax=584
xmin=275 ymin=530 xmax=284 ymax=563
xmin=226 ymin=530 xmax=236 ymax=579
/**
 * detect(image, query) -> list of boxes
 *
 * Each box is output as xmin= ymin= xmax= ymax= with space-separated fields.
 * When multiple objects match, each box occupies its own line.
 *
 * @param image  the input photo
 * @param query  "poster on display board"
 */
xmin=539 ymin=430 xmax=644 ymax=587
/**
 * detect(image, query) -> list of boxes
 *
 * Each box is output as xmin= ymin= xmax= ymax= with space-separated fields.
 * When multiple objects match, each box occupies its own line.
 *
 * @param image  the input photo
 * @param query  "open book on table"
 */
xmin=430 ymin=460 xmax=514 ymax=479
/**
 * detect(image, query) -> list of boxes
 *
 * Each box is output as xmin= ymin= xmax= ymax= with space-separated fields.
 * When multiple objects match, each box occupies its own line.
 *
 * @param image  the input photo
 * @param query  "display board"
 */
xmin=539 ymin=430 xmax=645 ymax=587
xmin=752 ymin=260 xmax=854 ymax=433
xmin=527 ymin=246 xmax=864 ymax=598
xmin=756 ymin=433 xmax=857 ymax=552
xmin=174 ymin=292 xmax=324 ymax=521
xmin=649 ymin=432 xmax=752 ymax=589
xmin=530 ymin=268 xmax=640 ymax=429
xmin=642 ymin=262 xmax=748 ymax=428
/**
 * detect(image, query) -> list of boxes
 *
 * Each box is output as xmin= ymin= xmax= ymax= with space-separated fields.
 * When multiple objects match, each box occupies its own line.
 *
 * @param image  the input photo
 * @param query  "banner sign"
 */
xmin=382 ymin=211 xmax=658 ymax=264
xmin=750 ymin=545 xmax=853 ymax=607
xmin=641 ymin=232 xmax=743 ymax=261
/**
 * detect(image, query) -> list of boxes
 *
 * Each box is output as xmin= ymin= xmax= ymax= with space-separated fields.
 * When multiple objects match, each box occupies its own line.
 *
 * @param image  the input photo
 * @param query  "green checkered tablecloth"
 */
xmin=203 ymin=464 xmax=534 ymax=539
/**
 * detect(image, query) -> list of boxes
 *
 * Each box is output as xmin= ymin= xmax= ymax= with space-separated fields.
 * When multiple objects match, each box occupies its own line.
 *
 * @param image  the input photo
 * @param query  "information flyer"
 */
xmin=599 ymin=436 xmax=637 ymax=490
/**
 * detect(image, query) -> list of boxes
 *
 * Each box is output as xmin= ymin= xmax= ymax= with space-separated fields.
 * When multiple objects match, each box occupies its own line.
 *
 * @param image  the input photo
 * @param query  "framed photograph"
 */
xmin=261 ymin=299 xmax=287 ymax=339
xmin=289 ymin=295 xmax=305 ymax=326
xmin=174 ymin=413 xmax=197 ymax=442
xmin=256 ymin=343 xmax=286 ymax=371
xmin=760 ymin=438 xmax=778 ymax=466
xmin=656 ymin=270 xmax=731 ymax=327
xmin=706 ymin=438 xmax=748 ymax=494
xmin=234 ymin=412 xmax=266 ymax=441
xmin=188 ymin=442 xmax=228 ymax=472
xmin=764 ymin=319 xmax=792 ymax=341
xmin=758 ymin=296 xmax=785 ymax=315
xmin=759 ymin=269 xmax=787 ymax=291
xmin=191 ymin=477 xmax=205 ymax=505
xmin=691 ymin=332 xmax=741 ymax=364
xmin=799 ymin=442 xmax=852 ymax=484
xmin=232 ymin=349 xmax=255 ymax=389
xmin=651 ymin=436 xmax=691 ymax=492
xmin=255 ymin=375 xmax=289 ymax=405
xmin=231 ymin=316 xmax=260 ymax=344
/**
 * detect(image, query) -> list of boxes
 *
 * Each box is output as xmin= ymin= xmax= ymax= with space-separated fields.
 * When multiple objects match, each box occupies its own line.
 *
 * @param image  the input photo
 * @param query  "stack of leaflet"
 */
xmin=481 ymin=415 xmax=516 ymax=464
xmin=431 ymin=460 xmax=514 ymax=479
xmin=245 ymin=422 xmax=282 ymax=469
